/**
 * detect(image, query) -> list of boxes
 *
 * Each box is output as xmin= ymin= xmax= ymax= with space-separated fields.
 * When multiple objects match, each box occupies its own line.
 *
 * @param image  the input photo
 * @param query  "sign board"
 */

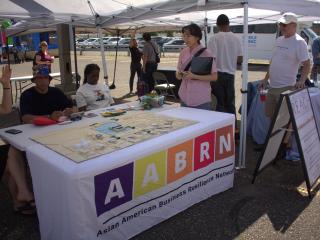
xmin=288 ymin=88 xmax=320 ymax=187
xmin=253 ymin=88 xmax=320 ymax=197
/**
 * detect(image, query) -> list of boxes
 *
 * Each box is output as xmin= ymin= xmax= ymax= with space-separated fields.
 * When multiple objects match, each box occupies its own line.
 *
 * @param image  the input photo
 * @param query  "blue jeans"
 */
xmin=181 ymin=101 xmax=212 ymax=110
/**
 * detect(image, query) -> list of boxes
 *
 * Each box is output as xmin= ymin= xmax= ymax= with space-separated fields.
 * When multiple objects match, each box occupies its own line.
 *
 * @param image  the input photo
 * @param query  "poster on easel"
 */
xmin=253 ymin=88 xmax=320 ymax=197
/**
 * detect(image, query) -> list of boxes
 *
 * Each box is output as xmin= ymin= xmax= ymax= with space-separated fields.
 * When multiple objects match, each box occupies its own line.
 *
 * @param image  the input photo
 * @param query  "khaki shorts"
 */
xmin=265 ymin=86 xmax=294 ymax=118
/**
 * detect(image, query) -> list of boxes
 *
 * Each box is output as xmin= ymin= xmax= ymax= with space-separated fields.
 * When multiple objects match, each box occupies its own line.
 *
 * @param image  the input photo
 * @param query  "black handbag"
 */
xmin=190 ymin=57 xmax=213 ymax=75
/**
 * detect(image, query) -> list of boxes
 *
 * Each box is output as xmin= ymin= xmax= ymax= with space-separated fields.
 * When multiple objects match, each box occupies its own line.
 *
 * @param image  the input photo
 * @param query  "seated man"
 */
xmin=5 ymin=67 xmax=76 ymax=215
xmin=0 ymin=65 xmax=35 ymax=216
xmin=20 ymin=67 xmax=75 ymax=123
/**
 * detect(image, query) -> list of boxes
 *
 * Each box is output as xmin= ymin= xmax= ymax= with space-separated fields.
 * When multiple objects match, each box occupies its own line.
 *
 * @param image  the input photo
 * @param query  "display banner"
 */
xmin=92 ymin=125 xmax=235 ymax=239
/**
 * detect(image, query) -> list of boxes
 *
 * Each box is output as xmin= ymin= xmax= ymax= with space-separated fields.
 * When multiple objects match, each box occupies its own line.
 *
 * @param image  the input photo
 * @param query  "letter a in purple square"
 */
xmin=94 ymin=162 xmax=133 ymax=216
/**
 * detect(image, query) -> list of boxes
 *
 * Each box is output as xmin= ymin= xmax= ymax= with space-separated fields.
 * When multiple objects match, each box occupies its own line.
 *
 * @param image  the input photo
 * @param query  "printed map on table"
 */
xmin=31 ymin=112 xmax=197 ymax=163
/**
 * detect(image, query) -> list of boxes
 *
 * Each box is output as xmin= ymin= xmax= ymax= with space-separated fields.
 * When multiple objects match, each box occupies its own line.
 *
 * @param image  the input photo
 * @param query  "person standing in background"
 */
xmin=142 ymin=33 xmax=159 ymax=92
xmin=129 ymin=38 xmax=142 ymax=95
xmin=208 ymin=14 xmax=242 ymax=119
xmin=311 ymin=36 xmax=320 ymax=82
xmin=33 ymin=41 xmax=54 ymax=73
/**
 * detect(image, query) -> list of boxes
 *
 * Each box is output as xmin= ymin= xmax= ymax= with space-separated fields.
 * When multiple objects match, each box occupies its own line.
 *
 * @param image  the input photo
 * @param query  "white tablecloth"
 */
xmin=0 ymin=106 xmax=235 ymax=240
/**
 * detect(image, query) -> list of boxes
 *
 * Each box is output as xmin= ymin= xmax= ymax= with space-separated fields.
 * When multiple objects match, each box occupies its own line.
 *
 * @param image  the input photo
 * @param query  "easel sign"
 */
xmin=253 ymin=88 xmax=320 ymax=197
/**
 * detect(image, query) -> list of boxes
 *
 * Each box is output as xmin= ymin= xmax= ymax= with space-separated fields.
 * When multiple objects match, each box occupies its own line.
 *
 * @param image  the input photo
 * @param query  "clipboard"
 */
xmin=190 ymin=57 xmax=213 ymax=75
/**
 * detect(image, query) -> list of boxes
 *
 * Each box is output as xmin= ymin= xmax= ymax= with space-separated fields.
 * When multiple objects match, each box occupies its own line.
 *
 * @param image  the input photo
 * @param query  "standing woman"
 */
xmin=33 ymin=41 xmax=54 ymax=73
xmin=176 ymin=23 xmax=217 ymax=110
xmin=76 ymin=64 xmax=114 ymax=111
xmin=129 ymin=38 xmax=143 ymax=94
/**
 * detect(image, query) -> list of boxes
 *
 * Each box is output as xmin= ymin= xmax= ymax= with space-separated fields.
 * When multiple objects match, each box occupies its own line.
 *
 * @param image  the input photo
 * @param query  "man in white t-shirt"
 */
xmin=208 ymin=14 xmax=242 ymax=116
xmin=260 ymin=12 xmax=310 ymax=119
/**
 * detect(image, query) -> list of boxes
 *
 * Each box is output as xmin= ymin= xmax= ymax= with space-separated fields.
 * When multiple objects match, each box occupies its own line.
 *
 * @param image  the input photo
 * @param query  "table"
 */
xmin=247 ymin=87 xmax=320 ymax=154
xmin=0 ymin=105 xmax=235 ymax=240
xmin=157 ymin=66 xmax=180 ymax=98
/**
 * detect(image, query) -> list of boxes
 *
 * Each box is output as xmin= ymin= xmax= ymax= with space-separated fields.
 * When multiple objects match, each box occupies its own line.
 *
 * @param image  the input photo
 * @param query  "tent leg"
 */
xmin=238 ymin=2 xmax=249 ymax=169
xmin=97 ymin=26 xmax=108 ymax=86
xmin=72 ymin=26 xmax=80 ymax=89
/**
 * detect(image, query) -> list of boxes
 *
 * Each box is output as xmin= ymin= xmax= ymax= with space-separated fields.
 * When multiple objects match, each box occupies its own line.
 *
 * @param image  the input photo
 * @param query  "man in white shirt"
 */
xmin=208 ymin=14 xmax=242 ymax=116
xmin=260 ymin=12 xmax=310 ymax=119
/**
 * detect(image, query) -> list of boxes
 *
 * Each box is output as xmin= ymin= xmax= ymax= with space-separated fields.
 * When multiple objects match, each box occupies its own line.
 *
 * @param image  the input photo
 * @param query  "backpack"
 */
xmin=137 ymin=80 xmax=149 ymax=97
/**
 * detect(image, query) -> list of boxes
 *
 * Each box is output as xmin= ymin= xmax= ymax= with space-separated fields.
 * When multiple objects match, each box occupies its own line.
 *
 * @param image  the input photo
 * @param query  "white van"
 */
xmin=204 ymin=23 xmax=318 ymax=61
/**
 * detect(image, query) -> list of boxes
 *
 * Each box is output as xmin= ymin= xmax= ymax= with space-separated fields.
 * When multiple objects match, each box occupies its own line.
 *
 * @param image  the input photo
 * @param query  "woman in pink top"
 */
xmin=176 ymin=23 xmax=217 ymax=110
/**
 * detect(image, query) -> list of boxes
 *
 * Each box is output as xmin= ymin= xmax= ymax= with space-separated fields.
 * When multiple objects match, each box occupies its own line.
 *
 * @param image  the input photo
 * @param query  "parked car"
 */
xmin=115 ymin=38 xmax=131 ymax=50
xmin=76 ymin=38 xmax=86 ymax=44
xmin=158 ymin=37 xmax=173 ymax=48
xmin=162 ymin=39 xmax=186 ymax=52
xmin=104 ymin=37 xmax=121 ymax=49
xmin=151 ymin=36 xmax=163 ymax=45
xmin=78 ymin=38 xmax=100 ymax=49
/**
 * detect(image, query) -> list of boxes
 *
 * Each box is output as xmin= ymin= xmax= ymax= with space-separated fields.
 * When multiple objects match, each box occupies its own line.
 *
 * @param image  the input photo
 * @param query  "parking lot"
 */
xmin=76 ymin=36 xmax=186 ymax=54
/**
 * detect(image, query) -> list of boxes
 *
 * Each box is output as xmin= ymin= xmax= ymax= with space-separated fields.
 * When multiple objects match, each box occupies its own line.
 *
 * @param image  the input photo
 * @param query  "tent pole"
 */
xmin=97 ymin=26 xmax=108 ymax=86
xmin=204 ymin=13 xmax=208 ymax=47
xmin=71 ymin=25 xmax=79 ymax=89
xmin=239 ymin=2 xmax=249 ymax=169
xmin=109 ymin=30 xmax=119 ymax=90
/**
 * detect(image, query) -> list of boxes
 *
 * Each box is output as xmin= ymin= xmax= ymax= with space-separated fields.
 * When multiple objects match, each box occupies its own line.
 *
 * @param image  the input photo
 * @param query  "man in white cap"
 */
xmin=260 ymin=12 xmax=310 ymax=119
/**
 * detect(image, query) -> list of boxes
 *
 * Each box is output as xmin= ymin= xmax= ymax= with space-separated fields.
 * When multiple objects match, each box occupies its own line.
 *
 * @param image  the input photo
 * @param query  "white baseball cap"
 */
xmin=278 ymin=12 xmax=298 ymax=24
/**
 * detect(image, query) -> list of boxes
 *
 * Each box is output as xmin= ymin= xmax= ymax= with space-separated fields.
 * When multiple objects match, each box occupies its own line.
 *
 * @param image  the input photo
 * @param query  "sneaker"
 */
xmin=284 ymin=149 xmax=301 ymax=162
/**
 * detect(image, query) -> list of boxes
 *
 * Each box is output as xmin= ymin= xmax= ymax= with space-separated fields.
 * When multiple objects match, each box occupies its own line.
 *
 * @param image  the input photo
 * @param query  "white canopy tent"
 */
xmin=110 ymin=8 xmax=320 ymax=31
xmin=1 ymin=0 xmax=320 ymax=28
xmin=1 ymin=0 xmax=320 ymax=168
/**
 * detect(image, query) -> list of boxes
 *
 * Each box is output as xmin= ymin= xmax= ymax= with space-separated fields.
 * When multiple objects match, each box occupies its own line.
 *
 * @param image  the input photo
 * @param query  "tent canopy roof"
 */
xmin=1 ymin=0 xmax=320 ymax=35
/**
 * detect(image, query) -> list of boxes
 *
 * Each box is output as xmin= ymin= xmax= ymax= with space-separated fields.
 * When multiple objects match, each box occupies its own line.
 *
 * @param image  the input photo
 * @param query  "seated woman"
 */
xmin=175 ymin=23 xmax=217 ymax=110
xmin=76 ymin=64 xmax=114 ymax=111
xmin=0 ymin=65 xmax=35 ymax=216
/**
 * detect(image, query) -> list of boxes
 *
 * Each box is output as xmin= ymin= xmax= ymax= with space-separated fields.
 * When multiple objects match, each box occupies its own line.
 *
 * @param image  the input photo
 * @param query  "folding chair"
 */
xmin=152 ymin=71 xmax=177 ymax=99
